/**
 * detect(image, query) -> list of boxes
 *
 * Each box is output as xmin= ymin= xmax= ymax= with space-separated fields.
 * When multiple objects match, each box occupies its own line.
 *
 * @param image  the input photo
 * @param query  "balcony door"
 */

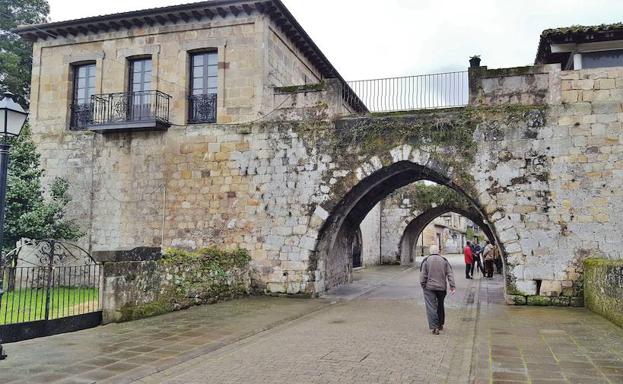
xmin=71 ymin=63 xmax=96 ymax=129
xmin=189 ymin=51 xmax=218 ymax=123
xmin=129 ymin=58 xmax=152 ymax=121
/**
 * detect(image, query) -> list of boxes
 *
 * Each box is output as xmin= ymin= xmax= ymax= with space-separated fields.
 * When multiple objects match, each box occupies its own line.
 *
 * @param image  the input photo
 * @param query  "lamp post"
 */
xmin=0 ymin=91 xmax=28 ymax=360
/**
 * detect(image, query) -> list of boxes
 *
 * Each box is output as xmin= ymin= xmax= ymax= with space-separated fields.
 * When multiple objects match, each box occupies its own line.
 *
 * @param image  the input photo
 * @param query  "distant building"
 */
xmin=414 ymin=213 xmax=483 ymax=256
xmin=536 ymin=23 xmax=623 ymax=70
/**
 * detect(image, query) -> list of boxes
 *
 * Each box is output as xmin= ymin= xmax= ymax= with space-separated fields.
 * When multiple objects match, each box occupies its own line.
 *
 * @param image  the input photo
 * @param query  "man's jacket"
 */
xmin=420 ymin=254 xmax=456 ymax=291
xmin=463 ymin=246 xmax=473 ymax=264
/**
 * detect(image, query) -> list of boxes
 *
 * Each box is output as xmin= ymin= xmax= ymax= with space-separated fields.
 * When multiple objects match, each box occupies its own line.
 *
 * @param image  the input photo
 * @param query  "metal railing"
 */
xmin=69 ymin=102 xmax=92 ymax=130
xmin=347 ymin=71 xmax=469 ymax=112
xmin=91 ymin=90 xmax=171 ymax=128
xmin=188 ymin=93 xmax=217 ymax=124
xmin=0 ymin=264 xmax=101 ymax=325
xmin=0 ymin=240 xmax=101 ymax=327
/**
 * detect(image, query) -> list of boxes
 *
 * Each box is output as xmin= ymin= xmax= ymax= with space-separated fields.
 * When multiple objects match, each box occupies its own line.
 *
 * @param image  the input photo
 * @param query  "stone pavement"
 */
xmin=471 ymin=275 xmax=623 ymax=384
xmin=1 ymin=256 xmax=623 ymax=383
xmin=138 ymin=257 xmax=480 ymax=384
xmin=0 ymin=296 xmax=328 ymax=384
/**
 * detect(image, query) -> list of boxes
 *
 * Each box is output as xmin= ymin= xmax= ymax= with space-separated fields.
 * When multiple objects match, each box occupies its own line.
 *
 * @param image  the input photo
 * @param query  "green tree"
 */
xmin=3 ymin=125 xmax=83 ymax=254
xmin=0 ymin=0 xmax=50 ymax=106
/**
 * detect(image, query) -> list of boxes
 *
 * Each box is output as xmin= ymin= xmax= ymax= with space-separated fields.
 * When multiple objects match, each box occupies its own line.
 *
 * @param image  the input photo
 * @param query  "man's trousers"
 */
xmin=423 ymin=288 xmax=447 ymax=330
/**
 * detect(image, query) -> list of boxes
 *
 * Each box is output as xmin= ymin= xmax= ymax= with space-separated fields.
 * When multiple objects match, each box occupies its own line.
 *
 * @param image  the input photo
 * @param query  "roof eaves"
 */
xmin=535 ymin=22 xmax=623 ymax=64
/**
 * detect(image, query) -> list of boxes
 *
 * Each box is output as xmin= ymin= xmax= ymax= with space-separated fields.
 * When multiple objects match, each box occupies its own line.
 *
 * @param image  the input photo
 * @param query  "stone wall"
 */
xmin=30 ymin=54 xmax=623 ymax=303
xmin=467 ymin=63 xmax=623 ymax=305
xmin=470 ymin=64 xmax=561 ymax=106
xmin=101 ymin=248 xmax=251 ymax=323
xmin=359 ymin=202 xmax=381 ymax=267
xmin=379 ymin=190 xmax=413 ymax=264
xmin=266 ymin=26 xmax=321 ymax=88
xmin=584 ymin=258 xmax=623 ymax=327
xmin=270 ymin=79 xmax=353 ymax=121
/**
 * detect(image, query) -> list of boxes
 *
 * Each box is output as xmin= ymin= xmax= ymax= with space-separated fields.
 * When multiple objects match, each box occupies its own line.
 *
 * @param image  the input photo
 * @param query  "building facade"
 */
xmin=16 ymin=7 xmax=623 ymax=303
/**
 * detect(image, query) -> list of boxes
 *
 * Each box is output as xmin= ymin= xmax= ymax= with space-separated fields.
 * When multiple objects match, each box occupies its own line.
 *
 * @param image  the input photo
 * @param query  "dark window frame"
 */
xmin=128 ymin=57 xmax=153 ymax=93
xmin=188 ymin=50 xmax=218 ymax=124
xmin=127 ymin=57 xmax=153 ymax=122
xmin=70 ymin=62 xmax=96 ymax=130
xmin=581 ymin=49 xmax=623 ymax=69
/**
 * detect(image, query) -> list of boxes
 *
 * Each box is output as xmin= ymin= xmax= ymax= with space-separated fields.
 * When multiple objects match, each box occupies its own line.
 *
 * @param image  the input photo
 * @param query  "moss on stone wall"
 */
xmin=274 ymin=82 xmax=326 ymax=93
xmin=584 ymin=258 xmax=623 ymax=328
xmin=119 ymin=295 xmax=176 ymax=322
xmin=113 ymin=247 xmax=252 ymax=322
xmin=322 ymin=105 xmax=546 ymax=202
xmin=395 ymin=183 xmax=472 ymax=213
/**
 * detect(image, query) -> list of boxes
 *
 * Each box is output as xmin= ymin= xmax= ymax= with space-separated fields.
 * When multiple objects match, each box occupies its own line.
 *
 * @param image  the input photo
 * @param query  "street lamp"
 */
xmin=0 ymin=91 xmax=28 ymax=360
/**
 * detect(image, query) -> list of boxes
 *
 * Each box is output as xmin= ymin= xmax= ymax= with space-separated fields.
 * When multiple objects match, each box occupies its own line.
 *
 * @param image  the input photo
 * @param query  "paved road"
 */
xmin=2 ymin=255 xmax=623 ymax=383
xmin=138 ymin=258 xmax=479 ymax=384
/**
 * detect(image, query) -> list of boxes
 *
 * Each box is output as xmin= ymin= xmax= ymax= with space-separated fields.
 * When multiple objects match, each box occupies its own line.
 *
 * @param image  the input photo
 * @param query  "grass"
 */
xmin=0 ymin=287 xmax=99 ymax=325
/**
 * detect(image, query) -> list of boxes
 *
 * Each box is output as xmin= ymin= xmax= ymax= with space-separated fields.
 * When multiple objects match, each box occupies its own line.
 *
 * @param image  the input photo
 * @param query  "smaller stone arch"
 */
xmin=398 ymin=206 xmax=495 ymax=266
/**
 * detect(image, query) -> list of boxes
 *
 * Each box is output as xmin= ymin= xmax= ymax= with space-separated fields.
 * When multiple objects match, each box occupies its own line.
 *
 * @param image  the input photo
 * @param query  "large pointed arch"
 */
xmin=311 ymin=159 xmax=514 ymax=292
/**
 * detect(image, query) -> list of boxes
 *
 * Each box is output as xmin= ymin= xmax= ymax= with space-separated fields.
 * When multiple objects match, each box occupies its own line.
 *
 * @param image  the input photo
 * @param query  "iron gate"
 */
xmin=0 ymin=239 xmax=102 ymax=343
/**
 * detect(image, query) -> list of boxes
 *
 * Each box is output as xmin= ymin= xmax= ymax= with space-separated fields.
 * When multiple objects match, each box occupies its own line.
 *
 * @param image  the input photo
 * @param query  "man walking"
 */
xmin=464 ymin=241 xmax=474 ymax=279
xmin=420 ymin=245 xmax=456 ymax=335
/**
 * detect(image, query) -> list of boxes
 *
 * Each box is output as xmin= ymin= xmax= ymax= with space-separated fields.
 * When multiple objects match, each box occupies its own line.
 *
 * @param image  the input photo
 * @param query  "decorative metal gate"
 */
xmin=0 ymin=239 xmax=102 ymax=343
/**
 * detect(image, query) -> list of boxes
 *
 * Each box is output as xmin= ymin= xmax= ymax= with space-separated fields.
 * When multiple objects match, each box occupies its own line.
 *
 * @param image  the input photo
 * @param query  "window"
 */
xmin=129 ymin=58 xmax=153 ymax=121
xmin=582 ymin=49 xmax=623 ymax=69
xmin=129 ymin=58 xmax=152 ymax=93
xmin=70 ymin=63 xmax=96 ymax=129
xmin=189 ymin=51 xmax=218 ymax=123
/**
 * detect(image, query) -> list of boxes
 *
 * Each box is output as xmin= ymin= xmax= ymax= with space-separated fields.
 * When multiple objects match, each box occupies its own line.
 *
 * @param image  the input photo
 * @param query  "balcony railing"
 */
xmin=89 ymin=90 xmax=172 ymax=132
xmin=347 ymin=71 xmax=469 ymax=112
xmin=188 ymin=93 xmax=217 ymax=124
xmin=69 ymin=103 xmax=92 ymax=130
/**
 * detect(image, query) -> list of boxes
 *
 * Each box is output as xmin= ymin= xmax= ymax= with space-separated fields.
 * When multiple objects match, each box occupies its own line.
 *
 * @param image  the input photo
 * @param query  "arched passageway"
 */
xmin=398 ymin=206 xmax=495 ymax=265
xmin=312 ymin=160 xmax=502 ymax=291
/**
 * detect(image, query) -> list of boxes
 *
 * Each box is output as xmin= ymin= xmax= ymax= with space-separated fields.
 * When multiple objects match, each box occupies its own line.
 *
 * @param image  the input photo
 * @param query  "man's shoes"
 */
xmin=432 ymin=328 xmax=440 ymax=335
xmin=439 ymin=325 xmax=444 ymax=331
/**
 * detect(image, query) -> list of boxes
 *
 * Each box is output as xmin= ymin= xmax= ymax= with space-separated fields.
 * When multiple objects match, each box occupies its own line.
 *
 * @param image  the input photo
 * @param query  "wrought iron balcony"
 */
xmin=88 ymin=90 xmax=172 ymax=132
xmin=188 ymin=93 xmax=217 ymax=124
xmin=69 ymin=103 xmax=92 ymax=130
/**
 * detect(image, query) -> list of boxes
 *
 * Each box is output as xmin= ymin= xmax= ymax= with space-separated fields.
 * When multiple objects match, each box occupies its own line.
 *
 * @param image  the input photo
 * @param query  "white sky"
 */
xmin=47 ymin=0 xmax=623 ymax=80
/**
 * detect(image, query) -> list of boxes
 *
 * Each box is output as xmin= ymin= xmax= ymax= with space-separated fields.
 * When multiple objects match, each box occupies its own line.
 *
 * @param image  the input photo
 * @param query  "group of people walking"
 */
xmin=463 ymin=240 xmax=500 ymax=279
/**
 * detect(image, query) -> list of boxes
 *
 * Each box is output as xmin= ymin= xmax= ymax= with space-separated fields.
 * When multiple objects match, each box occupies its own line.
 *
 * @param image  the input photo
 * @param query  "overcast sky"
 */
xmin=46 ymin=0 xmax=623 ymax=80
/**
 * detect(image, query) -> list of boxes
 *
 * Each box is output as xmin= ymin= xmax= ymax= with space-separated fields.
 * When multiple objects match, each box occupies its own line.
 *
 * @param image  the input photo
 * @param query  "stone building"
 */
xmin=15 ymin=7 xmax=623 ymax=305
xmin=16 ymin=0 xmax=361 ymax=252
xmin=536 ymin=24 xmax=623 ymax=70
xmin=420 ymin=213 xmax=468 ymax=254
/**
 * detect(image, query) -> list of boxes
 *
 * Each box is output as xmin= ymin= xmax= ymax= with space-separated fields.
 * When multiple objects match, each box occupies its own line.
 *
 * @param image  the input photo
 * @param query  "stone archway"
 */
xmin=312 ymin=159 xmax=512 ymax=292
xmin=302 ymin=107 xmax=546 ymax=298
xmin=398 ymin=206 xmax=495 ymax=265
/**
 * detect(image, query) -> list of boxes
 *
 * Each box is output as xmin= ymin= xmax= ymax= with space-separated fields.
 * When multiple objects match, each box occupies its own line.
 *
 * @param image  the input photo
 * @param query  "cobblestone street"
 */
xmin=1 ymin=255 xmax=623 ymax=383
